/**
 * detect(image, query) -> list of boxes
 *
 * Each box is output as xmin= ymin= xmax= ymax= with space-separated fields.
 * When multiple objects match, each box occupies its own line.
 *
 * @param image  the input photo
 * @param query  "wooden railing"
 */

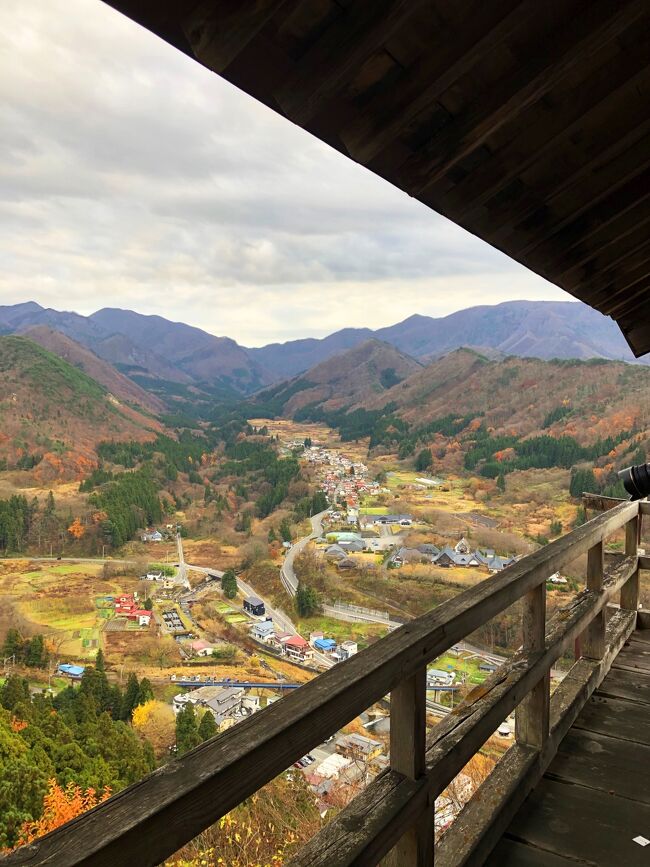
xmin=2 ymin=500 xmax=645 ymax=867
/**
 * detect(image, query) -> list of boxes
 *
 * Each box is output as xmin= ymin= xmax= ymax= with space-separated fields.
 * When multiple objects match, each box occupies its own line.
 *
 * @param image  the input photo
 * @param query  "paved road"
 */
xmin=280 ymin=510 xmax=329 ymax=596
xmin=185 ymin=561 xmax=333 ymax=668
xmin=175 ymin=533 xmax=190 ymax=589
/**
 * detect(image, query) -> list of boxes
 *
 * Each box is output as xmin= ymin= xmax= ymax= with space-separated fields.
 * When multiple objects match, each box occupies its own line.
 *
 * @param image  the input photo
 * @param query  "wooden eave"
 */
xmin=104 ymin=0 xmax=650 ymax=356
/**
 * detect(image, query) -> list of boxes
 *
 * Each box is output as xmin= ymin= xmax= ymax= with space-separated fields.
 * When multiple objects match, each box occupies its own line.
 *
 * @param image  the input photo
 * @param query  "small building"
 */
xmin=173 ymin=685 xmax=245 ymax=726
xmin=336 ymin=557 xmax=355 ymax=571
xmin=333 ymin=640 xmax=358 ymax=662
xmin=316 ymin=753 xmax=353 ymax=780
xmin=144 ymin=570 xmax=164 ymax=581
xmin=252 ymin=620 xmax=275 ymax=641
xmin=189 ymin=639 xmax=214 ymax=657
xmin=325 ymin=544 xmax=347 ymax=561
xmin=314 ymin=638 xmax=337 ymax=653
xmin=336 ymin=733 xmax=383 ymax=762
xmin=243 ymin=596 xmax=265 ymax=617
xmin=427 ymin=669 xmax=455 ymax=686
xmin=284 ymin=635 xmax=314 ymax=662
xmin=142 ymin=530 xmax=163 ymax=542
xmin=58 ymin=663 xmax=85 ymax=680
xmin=454 ymin=537 xmax=471 ymax=555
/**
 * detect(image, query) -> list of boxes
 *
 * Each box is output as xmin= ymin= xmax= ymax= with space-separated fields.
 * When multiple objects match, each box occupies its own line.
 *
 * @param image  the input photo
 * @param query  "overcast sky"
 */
xmin=0 ymin=0 xmax=572 ymax=346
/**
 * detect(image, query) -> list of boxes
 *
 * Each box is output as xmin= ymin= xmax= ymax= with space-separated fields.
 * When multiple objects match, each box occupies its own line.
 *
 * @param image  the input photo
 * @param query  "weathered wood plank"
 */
xmin=611 ymin=642 xmax=650 ymax=673
xmin=503 ymin=775 xmax=650 ymax=866
xmin=583 ymin=540 xmax=605 ymax=658
xmin=598 ymin=665 xmax=650 ymax=705
xmin=2 ymin=505 xmax=636 ymax=866
xmin=434 ymin=610 xmax=636 ymax=867
xmin=297 ymin=571 xmax=636 ymax=867
xmin=573 ymin=693 xmax=650 ymax=745
xmin=621 ymin=514 xmax=640 ymax=610
xmin=382 ymin=666 xmax=432 ymax=866
xmin=485 ymin=838 xmax=579 ymax=866
xmin=582 ymin=492 xmax=628 ymax=511
xmin=289 ymin=771 xmax=429 ymax=867
xmin=426 ymin=559 xmax=635 ymax=791
xmin=516 ymin=584 xmax=549 ymax=747
xmin=546 ymin=727 xmax=650 ymax=804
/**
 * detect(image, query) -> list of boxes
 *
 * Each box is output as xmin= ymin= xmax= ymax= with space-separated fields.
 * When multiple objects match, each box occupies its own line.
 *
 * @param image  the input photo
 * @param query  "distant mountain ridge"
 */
xmin=0 ymin=300 xmax=645 ymax=398
xmin=254 ymin=339 xmax=422 ymax=416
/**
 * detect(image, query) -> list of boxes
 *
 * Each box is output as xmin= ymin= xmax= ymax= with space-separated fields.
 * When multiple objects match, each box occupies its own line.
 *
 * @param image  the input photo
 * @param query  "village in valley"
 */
xmin=0 ymin=419 xmax=558 ymax=831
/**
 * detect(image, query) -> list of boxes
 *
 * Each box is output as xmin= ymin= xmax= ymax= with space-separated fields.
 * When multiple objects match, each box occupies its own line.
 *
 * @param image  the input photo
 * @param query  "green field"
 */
xmin=431 ymin=652 xmax=490 ymax=685
xmin=358 ymin=506 xmax=389 ymax=515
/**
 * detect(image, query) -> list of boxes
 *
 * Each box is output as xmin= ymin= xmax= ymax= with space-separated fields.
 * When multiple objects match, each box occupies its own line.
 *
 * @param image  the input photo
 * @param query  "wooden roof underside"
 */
xmin=106 ymin=0 xmax=650 ymax=356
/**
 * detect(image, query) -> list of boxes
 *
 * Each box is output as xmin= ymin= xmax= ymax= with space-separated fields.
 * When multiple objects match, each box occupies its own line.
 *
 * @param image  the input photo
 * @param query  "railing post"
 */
xmin=583 ymin=540 xmax=605 ymax=659
xmin=516 ymin=583 xmax=549 ymax=748
xmin=621 ymin=511 xmax=640 ymax=611
xmin=383 ymin=665 xmax=433 ymax=866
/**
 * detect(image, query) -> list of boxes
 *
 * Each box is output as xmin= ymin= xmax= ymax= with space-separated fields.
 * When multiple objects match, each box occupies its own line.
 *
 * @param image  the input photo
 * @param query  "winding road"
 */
xmin=280 ymin=510 xmax=329 ymax=596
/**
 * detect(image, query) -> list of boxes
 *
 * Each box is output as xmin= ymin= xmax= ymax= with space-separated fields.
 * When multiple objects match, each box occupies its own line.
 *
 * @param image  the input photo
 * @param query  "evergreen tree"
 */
xmin=45 ymin=491 xmax=56 ymax=516
xmin=25 ymin=635 xmax=48 ymax=668
xmin=175 ymin=704 xmax=201 ymax=755
xmin=2 ymin=628 xmax=23 ymax=660
xmin=121 ymin=673 xmax=140 ymax=720
xmin=415 ymin=448 xmax=433 ymax=472
xmin=221 ymin=569 xmax=238 ymax=599
xmin=0 ymin=675 xmax=30 ymax=710
xmin=198 ymin=710 xmax=218 ymax=741
xmin=279 ymin=517 xmax=292 ymax=543
xmin=497 ymin=473 xmax=506 ymax=492
xmin=137 ymin=678 xmax=154 ymax=707
xmin=296 ymin=582 xmax=321 ymax=617
xmin=267 ymin=527 xmax=277 ymax=543
xmin=95 ymin=648 xmax=106 ymax=673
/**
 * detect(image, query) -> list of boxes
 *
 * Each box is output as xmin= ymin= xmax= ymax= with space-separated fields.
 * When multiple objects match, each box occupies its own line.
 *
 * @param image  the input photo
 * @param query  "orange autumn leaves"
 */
xmin=67 ymin=517 xmax=85 ymax=540
xmin=17 ymin=780 xmax=111 ymax=847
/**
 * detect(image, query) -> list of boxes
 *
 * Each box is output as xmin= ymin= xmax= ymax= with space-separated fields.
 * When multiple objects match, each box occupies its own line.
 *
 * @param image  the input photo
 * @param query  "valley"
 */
xmin=1 ymin=301 xmax=649 ymax=860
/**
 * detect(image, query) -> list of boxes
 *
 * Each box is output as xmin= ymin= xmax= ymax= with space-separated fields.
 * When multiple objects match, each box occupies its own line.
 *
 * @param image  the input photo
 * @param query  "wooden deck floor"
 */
xmin=486 ymin=628 xmax=650 ymax=866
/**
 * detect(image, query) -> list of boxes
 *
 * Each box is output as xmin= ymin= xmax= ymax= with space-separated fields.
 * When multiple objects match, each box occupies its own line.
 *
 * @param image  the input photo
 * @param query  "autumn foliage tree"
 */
xmin=16 ymin=780 xmax=111 ymax=847
xmin=67 ymin=517 xmax=85 ymax=540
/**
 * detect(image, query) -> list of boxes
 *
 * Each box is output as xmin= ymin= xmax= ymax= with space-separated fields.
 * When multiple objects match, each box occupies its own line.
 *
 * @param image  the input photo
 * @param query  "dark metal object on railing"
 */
xmin=1 ymin=501 xmax=643 ymax=867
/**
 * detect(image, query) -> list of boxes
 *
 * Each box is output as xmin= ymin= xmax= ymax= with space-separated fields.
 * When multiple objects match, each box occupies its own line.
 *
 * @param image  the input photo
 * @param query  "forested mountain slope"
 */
xmin=253 ymin=339 xmax=422 ymax=417
xmin=0 ymin=336 xmax=161 ymax=480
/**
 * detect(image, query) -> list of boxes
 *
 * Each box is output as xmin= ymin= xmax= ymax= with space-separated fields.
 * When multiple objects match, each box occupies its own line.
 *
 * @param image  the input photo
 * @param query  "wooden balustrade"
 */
xmin=1 ymin=499 xmax=643 ymax=867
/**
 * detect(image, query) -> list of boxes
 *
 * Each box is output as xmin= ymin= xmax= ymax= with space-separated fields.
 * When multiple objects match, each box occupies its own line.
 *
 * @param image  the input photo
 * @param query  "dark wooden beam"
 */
xmin=339 ymin=0 xmax=528 ymax=163
xmin=395 ymin=0 xmax=647 ymax=195
xmin=182 ymin=0 xmax=291 ymax=74
xmin=273 ymin=0 xmax=427 ymax=127
xmin=559 ymin=222 xmax=650 ymax=285
xmin=483 ymin=118 xmax=650 ymax=249
xmin=441 ymin=47 xmax=650 ymax=221
xmin=519 ymin=165 xmax=650 ymax=263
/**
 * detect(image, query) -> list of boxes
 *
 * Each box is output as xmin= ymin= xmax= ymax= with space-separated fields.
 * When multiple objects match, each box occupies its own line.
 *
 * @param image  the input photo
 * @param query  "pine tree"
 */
xmin=121 ymin=673 xmax=140 ymax=720
xmin=45 ymin=491 xmax=55 ymax=515
xmin=497 ymin=473 xmax=506 ymax=492
xmin=95 ymin=648 xmax=106 ymax=673
xmin=2 ymin=628 xmax=23 ymax=660
xmin=198 ymin=710 xmax=218 ymax=741
xmin=221 ymin=569 xmax=238 ymax=599
xmin=137 ymin=678 xmax=154 ymax=708
xmin=0 ymin=675 xmax=30 ymax=710
xmin=175 ymin=704 xmax=201 ymax=755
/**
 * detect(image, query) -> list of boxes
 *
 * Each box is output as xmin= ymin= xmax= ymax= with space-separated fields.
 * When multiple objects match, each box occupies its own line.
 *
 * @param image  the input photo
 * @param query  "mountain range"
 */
xmin=0 ymin=300 xmax=645 ymax=401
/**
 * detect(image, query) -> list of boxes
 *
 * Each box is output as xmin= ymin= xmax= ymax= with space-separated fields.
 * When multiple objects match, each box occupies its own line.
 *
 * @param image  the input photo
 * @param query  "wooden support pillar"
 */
xmin=383 ymin=666 xmax=433 ymax=866
xmin=516 ymin=583 xmax=549 ymax=749
xmin=621 ymin=512 xmax=640 ymax=611
xmin=583 ymin=540 xmax=605 ymax=659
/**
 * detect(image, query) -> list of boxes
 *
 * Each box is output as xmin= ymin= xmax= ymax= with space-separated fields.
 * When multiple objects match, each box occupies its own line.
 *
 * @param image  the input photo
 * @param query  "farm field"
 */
xmin=0 ymin=559 xmax=141 ymax=659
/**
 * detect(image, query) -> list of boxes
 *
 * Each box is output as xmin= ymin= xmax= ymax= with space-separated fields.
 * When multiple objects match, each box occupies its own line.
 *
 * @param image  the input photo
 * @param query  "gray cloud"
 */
xmin=0 ymin=0 xmax=569 ymax=345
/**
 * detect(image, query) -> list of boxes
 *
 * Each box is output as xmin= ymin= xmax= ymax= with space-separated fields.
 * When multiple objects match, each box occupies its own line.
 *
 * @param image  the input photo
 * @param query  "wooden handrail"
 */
xmin=1 ymin=500 xmax=638 ymax=867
